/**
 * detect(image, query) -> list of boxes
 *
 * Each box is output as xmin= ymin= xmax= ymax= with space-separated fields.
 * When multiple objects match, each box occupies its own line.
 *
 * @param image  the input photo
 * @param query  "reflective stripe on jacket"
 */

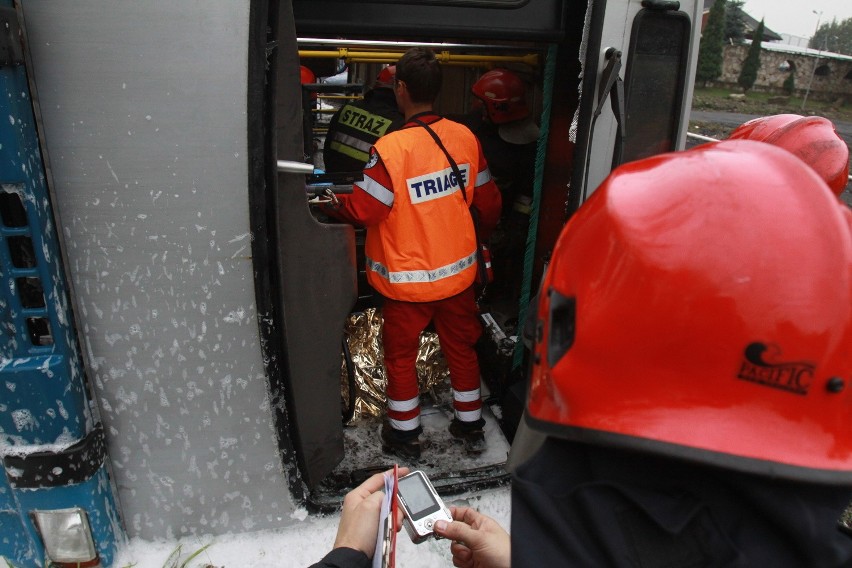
xmin=365 ymin=118 xmax=481 ymax=302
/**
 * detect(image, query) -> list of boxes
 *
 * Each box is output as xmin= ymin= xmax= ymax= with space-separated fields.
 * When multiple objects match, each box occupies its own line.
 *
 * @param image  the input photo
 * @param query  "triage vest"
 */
xmin=366 ymin=118 xmax=481 ymax=302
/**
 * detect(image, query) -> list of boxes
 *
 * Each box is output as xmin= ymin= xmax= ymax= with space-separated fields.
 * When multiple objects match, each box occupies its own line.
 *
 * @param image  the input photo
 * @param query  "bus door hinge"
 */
xmin=594 ymin=48 xmax=625 ymax=136
xmin=594 ymin=48 xmax=626 ymax=167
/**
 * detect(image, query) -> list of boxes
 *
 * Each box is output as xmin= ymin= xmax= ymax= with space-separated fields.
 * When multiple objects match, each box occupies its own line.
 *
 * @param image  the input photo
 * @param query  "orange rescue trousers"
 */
xmin=382 ymin=285 xmax=483 ymax=432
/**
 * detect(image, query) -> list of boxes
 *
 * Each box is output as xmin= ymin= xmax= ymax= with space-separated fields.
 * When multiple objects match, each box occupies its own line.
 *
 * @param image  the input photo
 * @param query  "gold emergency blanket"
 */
xmin=340 ymin=308 xmax=450 ymax=423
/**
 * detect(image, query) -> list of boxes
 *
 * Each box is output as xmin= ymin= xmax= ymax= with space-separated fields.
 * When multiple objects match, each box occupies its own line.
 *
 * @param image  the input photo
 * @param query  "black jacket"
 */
xmin=309 ymin=547 xmax=370 ymax=568
xmin=512 ymin=437 xmax=852 ymax=567
xmin=323 ymin=89 xmax=404 ymax=173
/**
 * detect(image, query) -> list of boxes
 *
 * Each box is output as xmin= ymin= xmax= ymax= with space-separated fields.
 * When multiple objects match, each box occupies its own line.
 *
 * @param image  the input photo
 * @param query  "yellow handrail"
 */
xmin=298 ymin=48 xmax=540 ymax=67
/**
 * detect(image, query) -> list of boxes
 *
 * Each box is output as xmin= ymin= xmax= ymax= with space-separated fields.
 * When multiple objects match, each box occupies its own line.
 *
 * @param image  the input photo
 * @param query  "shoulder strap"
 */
xmin=411 ymin=118 xmax=467 ymax=202
xmin=413 ymin=118 xmax=489 ymax=289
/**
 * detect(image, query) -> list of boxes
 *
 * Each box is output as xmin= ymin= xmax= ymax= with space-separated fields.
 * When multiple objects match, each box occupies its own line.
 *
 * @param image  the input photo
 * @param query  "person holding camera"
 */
xmin=309 ymin=468 xmax=410 ymax=568
xmin=310 ymin=467 xmax=507 ymax=568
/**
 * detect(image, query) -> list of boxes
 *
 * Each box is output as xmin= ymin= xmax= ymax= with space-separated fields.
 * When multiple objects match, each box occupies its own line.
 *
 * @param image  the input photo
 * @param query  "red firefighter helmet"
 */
xmin=300 ymin=65 xmax=318 ymax=101
xmin=728 ymin=114 xmax=850 ymax=196
xmin=374 ymin=65 xmax=396 ymax=89
xmin=527 ymin=139 xmax=852 ymax=483
xmin=299 ymin=65 xmax=316 ymax=85
xmin=471 ymin=69 xmax=529 ymax=124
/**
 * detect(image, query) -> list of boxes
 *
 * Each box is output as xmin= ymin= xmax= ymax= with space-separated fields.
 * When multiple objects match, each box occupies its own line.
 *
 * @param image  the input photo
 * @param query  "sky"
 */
xmin=112 ymin=486 xmax=511 ymax=568
xmin=741 ymin=0 xmax=850 ymax=39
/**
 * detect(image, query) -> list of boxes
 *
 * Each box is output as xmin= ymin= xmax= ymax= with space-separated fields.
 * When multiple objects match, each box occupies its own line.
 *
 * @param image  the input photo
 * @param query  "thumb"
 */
xmin=434 ymin=519 xmax=479 ymax=545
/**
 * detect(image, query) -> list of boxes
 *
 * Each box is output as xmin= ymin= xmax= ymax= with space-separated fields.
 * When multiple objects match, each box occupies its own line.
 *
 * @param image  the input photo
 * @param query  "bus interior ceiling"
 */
xmin=294 ymin=25 xmax=584 ymax=502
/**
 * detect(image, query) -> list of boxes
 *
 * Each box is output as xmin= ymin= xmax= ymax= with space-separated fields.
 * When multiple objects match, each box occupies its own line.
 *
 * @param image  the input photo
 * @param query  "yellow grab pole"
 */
xmin=298 ymin=48 xmax=540 ymax=67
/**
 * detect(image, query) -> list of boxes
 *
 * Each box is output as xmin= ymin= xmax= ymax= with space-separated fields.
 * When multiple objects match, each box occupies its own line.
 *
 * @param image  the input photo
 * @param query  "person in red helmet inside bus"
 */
xmin=466 ymin=69 xmax=540 ymax=209
xmin=323 ymin=65 xmax=405 ymax=173
xmin=727 ymin=113 xmax=850 ymax=198
xmin=428 ymin=139 xmax=852 ymax=566
xmin=452 ymin=68 xmax=540 ymax=304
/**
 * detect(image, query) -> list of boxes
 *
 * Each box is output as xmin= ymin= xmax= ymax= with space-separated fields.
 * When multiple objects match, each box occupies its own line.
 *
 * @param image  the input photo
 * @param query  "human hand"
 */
xmin=332 ymin=467 xmax=410 ymax=557
xmin=433 ymin=505 xmax=510 ymax=568
xmin=308 ymin=187 xmax=341 ymax=207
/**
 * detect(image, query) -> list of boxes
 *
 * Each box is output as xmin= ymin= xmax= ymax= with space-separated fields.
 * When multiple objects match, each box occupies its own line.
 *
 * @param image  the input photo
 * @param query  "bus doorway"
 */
xmin=271 ymin=0 xmax=702 ymax=504
xmin=262 ymin=0 xmax=576 ymax=504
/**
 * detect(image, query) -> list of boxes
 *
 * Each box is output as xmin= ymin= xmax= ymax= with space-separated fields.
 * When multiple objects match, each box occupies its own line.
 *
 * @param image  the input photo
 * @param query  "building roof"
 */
xmin=742 ymin=39 xmax=852 ymax=62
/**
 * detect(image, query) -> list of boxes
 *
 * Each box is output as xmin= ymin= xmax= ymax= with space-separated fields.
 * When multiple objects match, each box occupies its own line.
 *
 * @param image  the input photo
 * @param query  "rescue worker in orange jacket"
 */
xmin=323 ymin=65 xmax=405 ymax=173
xmin=324 ymin=47 xmax=501 ymax=460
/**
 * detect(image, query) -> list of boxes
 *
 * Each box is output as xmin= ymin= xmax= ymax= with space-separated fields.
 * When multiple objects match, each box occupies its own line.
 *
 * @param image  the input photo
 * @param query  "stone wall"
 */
xmin=715 ymin=44 xmax=852 ymax=101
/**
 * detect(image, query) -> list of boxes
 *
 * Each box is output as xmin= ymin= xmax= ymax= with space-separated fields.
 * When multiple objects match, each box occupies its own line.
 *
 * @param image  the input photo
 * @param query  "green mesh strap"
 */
xmin=513 ymin=44 xmax=557 ymax=369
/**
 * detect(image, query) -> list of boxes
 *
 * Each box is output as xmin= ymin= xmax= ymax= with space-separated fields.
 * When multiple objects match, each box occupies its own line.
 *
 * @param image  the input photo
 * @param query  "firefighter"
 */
xmin=322 ymin=65 xmax=405 ymax=173
xmin=321 ymin=48 xmax=501 ymax=459
xmin=453 ymin=68 xmax=539 ymax=218
xmin=727 ymin=113 xmax=850 ymax=197
xmin=453 ymin=68 xmax=540 ymax=303
xmin=430 ymin=139 xmax=852 ymax=566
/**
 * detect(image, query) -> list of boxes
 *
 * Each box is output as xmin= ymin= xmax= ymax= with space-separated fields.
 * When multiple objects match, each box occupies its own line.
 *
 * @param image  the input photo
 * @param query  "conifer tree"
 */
xmin=696 ymin=0 xmax=727 ymax=86
xmin=724 ymin=0 xmax=747 ymax=44
xmin=737 ymin=19 xmax=764 ymax=92
xmin=811 ymin=17 xmax=852 ymax=56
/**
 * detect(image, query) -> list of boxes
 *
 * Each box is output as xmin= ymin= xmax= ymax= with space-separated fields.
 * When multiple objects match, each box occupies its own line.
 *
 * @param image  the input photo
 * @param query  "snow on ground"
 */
xmin=113 ymin=486 xmax=511 ymax=568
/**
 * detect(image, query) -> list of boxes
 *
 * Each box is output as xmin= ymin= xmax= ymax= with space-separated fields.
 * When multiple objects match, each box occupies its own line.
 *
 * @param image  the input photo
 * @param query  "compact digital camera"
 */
xmin=396 ymin=470 xmax=453 ymax=544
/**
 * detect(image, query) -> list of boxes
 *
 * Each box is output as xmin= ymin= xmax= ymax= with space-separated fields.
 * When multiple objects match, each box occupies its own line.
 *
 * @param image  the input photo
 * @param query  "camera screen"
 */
xmin=399 ymin=473 xmax=441 ymax=521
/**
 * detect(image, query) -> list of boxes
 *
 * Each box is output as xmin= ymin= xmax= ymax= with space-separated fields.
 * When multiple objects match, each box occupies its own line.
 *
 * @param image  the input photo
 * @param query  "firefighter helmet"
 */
xmin=527 ymin=139 xmax=852 ymax=483
xmin=374 ymin=65 xmax=396 ymax=90
xmin=471 ymin=69 xmax=529 ymax=124
xmin=300 ymin=65 xmax=316 ymax=84
xmin=728 ymin=114 xmax=850 ymax=196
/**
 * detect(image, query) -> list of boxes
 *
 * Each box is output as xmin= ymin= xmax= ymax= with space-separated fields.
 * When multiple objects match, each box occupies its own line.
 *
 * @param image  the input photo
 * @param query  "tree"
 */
xmin=737 ymin=19 xmax=764 ymax=92
xmin=811 ymin=17 xmax=852 ymax=56
xmin=724 ymin=0 xmax=747 ymax=44
xmin=696 ymin=0 xmax=727 ymax=86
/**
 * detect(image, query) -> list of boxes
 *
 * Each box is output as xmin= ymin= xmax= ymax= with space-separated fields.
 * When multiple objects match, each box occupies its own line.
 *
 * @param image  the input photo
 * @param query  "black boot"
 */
xmin=449 ymin=418 xmax=486 ymax=454
xmin=381 ymin=423 xmax=422 ymax=460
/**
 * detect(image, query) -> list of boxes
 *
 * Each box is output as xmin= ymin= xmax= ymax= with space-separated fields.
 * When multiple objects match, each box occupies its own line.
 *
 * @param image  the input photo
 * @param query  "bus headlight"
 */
xmin=31 ymin=508 xmax=100 ymax=568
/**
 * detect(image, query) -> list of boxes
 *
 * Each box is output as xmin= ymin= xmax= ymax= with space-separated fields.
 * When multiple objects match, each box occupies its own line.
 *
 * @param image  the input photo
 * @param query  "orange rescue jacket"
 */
xmin=366 ymin=119 xmax=483 ymax=302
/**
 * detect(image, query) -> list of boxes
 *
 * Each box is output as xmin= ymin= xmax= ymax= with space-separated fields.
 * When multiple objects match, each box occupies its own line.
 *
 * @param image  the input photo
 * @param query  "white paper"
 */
xmin=372 ymin=471 xmax=395 ymax=568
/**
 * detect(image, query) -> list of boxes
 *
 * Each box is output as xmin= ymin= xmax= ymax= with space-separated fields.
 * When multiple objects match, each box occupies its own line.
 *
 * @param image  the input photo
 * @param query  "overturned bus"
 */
xmin=0 ymin=0 xmax=701 ymax=565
